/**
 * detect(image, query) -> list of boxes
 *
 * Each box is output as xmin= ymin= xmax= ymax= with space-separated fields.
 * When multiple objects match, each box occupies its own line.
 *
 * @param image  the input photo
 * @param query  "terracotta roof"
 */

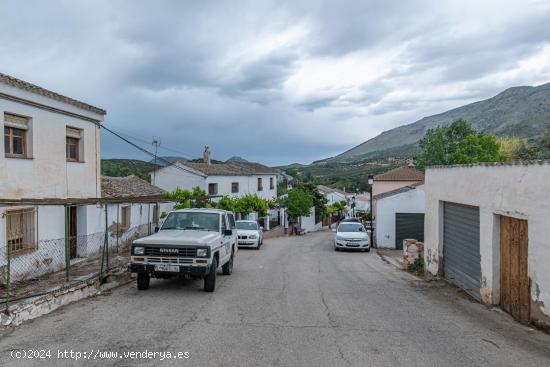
xmin=101 ymin=176 xmax=165 ymax=199
xmin=317 ymin=185 xmax=348 ymax=196
xmin=0 ymin=72 xmax=106 ymax=115
xmin=373 ymin=183 xmax=424 ymax=200
xmin=374 ymin=166 xmax=424 ymax=181
xmin=181 ymin=161 xmax=277 ymax=176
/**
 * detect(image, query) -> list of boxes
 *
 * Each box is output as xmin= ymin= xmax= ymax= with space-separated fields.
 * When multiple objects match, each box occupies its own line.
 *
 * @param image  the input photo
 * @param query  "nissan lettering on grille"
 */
xmin=160 ymin=248 xmax=178 ymax=254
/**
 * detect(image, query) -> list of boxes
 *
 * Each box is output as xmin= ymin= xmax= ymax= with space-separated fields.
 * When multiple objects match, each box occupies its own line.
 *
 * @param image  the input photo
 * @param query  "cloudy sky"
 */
xmin=1 ymin=0 xmax=550 ymax=165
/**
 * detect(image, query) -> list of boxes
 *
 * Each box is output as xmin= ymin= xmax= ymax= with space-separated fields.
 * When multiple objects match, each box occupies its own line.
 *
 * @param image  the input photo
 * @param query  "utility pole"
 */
xmin=152 ymin=137 xmax=161 ymax=185
xmin=151 ymin=137 xmax=161 ymax=235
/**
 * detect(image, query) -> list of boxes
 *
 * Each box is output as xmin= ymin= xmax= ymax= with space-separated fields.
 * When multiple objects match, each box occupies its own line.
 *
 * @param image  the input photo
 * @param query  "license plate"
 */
xmin=346 ymin=243 xmax=359 ymax=247
xmin=154 ymin=264 xmax=179 ymax=272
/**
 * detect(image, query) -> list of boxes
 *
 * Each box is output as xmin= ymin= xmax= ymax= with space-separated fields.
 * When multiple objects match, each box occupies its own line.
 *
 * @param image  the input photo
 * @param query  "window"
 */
xmin=6 ymin=208 xmax=37 ymax=255
xmin=208 ymin=183 xmax=218 ymax=195
xmin=221 ymin=215 xmax=228 ymax=232
xmin=66 ymin=127 xmax=82 ymax=162
xmin=227 ymin=213 xmax=236 ymax=229
xmin=121 ymin=206 xmax=131 ymax=229
xmin=257 ymin=178 xmax=263 ymax=191
xmin=270 ymin=177 xmax=274 ymax=190
xmin=231 ymin=182 xmax=239 ymax=193
xmin=4 ymin=113 xmax=29 ymax=158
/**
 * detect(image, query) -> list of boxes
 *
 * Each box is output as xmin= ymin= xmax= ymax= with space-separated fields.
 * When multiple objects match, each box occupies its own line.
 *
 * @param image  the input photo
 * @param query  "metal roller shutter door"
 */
xmin=395 ymin=213 xmax=425 ymax=249
xmin=443 ymin=202 xmax=481 ymax=300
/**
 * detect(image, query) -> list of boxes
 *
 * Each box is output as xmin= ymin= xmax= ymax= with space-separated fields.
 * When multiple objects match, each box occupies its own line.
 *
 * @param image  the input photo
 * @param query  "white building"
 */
xmin=0 ymin=73 xmax=106 ymax=281
xmin=317 ymin=185 xmax=348 ymax=205
xmin=423 ymin=161 xmax=550 ymax=329
xmin=153 ymin=150 xmax=278 ymax=201
xmin=374 ymin=184 xmax=424 ymax=249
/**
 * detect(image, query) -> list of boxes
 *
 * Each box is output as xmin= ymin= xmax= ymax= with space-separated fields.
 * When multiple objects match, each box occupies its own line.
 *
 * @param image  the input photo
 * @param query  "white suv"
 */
xmin=130 ymin=209 xmax=238 ymax=292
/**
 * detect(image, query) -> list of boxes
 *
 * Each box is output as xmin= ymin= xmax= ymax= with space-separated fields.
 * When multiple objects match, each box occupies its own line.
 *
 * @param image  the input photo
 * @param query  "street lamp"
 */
xmin=367 ymin=175 xmax=374 ymax=248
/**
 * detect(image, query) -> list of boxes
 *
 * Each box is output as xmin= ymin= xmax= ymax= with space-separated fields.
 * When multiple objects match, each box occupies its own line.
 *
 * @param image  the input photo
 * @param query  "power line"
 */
xmin=100 ymin=124 xmax=204 ymax=177
xmin=107 ymin=127 xmax=196 ymax=160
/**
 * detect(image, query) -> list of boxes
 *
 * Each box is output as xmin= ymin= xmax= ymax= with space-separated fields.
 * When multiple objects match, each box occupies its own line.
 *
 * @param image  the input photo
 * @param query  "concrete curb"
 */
xmin=0 ymin=270 xmax=131 ymax=328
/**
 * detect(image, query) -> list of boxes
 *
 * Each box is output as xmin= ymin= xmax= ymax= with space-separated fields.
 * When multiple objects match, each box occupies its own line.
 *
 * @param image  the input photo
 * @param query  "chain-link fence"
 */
xmin=0 ymin=202 xmax=162 ymax=312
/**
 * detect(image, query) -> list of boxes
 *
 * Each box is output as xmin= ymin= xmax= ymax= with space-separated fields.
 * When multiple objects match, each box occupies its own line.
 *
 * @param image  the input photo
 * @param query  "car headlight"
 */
xmin=196 ymin=248 xmax=208 ymax=257
xmin=249 ymin=234 xmax=258 ymax=239
xmin=134 ymin=246 xmax=144 ymax=255
xmin=336 ymin=235 xmax=344 ymax=241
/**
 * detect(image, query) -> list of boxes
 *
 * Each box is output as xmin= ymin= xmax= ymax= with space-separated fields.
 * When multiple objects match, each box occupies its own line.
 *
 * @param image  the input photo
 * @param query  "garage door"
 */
xmin=395 ymin=213 xmax=424 ymax=250
xmin=443 ymin=202 xmax=481 ymax=300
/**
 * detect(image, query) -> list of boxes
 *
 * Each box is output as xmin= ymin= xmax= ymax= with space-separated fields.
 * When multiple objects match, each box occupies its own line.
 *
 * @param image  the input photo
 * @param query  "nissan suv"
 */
xmin=129 ymin=208 xmax=238 ymax=292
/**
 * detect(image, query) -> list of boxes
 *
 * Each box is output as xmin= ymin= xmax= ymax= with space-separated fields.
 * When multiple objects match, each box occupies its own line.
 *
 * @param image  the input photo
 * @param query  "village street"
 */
xmin=0 ymin=231 xmax=549 ymax=367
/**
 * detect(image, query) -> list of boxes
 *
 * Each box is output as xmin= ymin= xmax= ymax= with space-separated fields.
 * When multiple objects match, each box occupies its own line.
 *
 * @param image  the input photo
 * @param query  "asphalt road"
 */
xmin=1 ymin=230 xmax=550 ymax=367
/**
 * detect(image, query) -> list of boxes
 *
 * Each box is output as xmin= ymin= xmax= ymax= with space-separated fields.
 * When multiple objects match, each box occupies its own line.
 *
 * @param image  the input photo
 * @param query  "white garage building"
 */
xmin=424 ymin=161 xmax=550 ymax=329
xmin=374 ymin=184 xmax=425 ymax=249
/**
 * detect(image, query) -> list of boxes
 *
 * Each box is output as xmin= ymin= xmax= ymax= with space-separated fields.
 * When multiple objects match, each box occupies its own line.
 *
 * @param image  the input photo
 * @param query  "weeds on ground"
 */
xmin=407 ymin=256 xmax=424 ymax=276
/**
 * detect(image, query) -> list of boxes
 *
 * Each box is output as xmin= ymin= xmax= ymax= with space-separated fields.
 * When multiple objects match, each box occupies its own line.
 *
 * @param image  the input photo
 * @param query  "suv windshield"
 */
xmin=338 ymin=223 xmax=365 ymax=232
xmin=236 ymin=221 xmax=258 ymax=230
xmin=161 ymin=212 xmax=220 ymax=232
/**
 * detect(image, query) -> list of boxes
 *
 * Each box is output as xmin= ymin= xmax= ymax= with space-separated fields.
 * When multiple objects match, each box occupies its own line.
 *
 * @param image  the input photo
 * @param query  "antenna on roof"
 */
xmin=152 ymin=137 xmax=161 ymax=185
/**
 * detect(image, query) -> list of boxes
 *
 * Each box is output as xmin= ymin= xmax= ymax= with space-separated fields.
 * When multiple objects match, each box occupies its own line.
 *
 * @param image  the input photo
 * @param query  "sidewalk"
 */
xmin=375 ymin=248 xmax=404 ymax=269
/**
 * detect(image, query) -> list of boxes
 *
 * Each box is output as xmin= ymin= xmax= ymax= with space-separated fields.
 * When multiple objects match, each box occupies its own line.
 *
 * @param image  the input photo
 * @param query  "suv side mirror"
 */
xmin=154 ymin=226 xmax=160 ymax=233
xmin=224 ymin=229 xmax=233 ymax=236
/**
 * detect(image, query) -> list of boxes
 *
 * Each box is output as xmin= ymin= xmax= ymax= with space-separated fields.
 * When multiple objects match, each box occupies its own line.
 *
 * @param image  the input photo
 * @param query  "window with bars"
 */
xmin=208 ymin=183 xmax=218 ymax=195
xmin=270 ymin=177 xmax=274 ymax=190
xmin=257 ymin=177 xmax=263 ymax=191
xmin=66 ymin=127 xmax=82 ymax=162
xmin=5 ymin=208 xmax=37 ymax=255
xmin=4 ymin=113 xmax=29 ymax=158
xmin=231 ymin=182 xmax=239 ymax=193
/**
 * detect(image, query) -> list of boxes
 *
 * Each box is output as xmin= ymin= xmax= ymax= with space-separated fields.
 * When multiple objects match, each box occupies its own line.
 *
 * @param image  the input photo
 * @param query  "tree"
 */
xmin=165 ymin=187 xmax=210 ymax=209
xmin=450 ymin=134 xmax=504 ymax=164
xmin=284 ymin=189 xmax=313 ymax=220
xmin=217 ymin=194 xmax=272 ymax=216
xmin=296 ymin=181 xmax=328 ymax=218
xmin=416 ymin=119 xmax=505 ymax=169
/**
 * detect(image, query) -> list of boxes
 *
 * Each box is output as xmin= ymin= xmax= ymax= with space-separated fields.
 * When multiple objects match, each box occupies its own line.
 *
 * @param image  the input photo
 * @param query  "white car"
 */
xmin=236 ymin=220 xmax=263 ymax=249
xmin=334 ymin=222 xmax=370 ymax=252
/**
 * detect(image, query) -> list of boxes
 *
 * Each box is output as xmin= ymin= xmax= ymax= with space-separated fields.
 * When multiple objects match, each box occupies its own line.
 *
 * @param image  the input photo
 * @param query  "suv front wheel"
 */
xmin=204 ymin=258 xmax=217 ymax=292
xmin=137 ymin=273 xmax=150 ymax=290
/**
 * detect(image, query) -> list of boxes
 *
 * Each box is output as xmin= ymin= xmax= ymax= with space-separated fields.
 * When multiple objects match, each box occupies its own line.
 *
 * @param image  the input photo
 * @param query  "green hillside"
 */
xmin=101 ymin=159 xmax=160 ymax=182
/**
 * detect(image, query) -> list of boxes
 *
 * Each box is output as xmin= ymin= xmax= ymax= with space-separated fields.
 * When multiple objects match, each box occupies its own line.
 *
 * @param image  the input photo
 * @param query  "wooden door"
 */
xmin=500 ymin=216 xmax=529 ymax=323
xmin=69 ymin=206 xmax=78 ymax=259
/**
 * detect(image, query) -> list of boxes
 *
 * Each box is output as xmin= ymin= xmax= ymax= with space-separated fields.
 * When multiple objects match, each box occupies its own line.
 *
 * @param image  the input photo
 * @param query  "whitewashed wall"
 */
xmin=424 ymin=162 xmax=550 ymax=326
xmin=325 ymin=192 xmax=346 ymax=205
xmin=154 ymin=164 xmax=277 ymax=200
xmin=300 ymin=207 xmax=316 ymax=232
xmin=375 ymin=187 xmax=425 ymax=248
xmin=0 ymin=83 xmax=103 ymax=199
xmin=153 ymin=164 xmax=206 ymax=192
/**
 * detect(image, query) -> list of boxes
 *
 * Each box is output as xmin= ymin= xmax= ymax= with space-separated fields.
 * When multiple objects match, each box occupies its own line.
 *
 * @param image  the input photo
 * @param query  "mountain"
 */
xmin=226 ymin=156 xmax=248 ymax=162
xmin=102 ymin=159 xmax=160 ymax=182
xmin=319 ymin=82 xmax=550 ymax=163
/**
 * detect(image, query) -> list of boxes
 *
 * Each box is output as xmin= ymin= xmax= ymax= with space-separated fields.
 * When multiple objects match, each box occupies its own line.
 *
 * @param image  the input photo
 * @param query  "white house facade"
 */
xmin=0 ymin=73 xmax=107 ymax=281
xmin=153 ymin=159 xmax=278 ymax=200
xmin=374 ymin=184 xmax=425 ymax=249
xmin=423 ymin=162 xmax=550 ymax=329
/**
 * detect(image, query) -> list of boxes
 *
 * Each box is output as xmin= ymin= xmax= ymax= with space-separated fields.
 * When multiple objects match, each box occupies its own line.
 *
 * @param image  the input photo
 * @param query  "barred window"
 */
xmin=5 ymin=208 xmax=37 ymax=255
xmin=257 ymin=178 xmax=263 ymax=191
xmin=208 ymin=183 xmax=218 ymax=195
xmin=231 ymin=182 xmax=239 ymax=193
xmin=270 ymin=177 xmax=274 ymax=190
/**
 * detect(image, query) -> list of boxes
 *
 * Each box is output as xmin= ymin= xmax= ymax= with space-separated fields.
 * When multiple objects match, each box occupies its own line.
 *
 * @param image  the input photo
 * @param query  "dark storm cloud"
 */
xmin=0 ymin=0 xmax=549 ymax=165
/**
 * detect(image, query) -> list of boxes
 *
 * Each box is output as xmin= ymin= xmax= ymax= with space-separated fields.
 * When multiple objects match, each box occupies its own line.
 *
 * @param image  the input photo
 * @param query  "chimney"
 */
xmin=203 ymin=146 xmax=211 ymax=165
